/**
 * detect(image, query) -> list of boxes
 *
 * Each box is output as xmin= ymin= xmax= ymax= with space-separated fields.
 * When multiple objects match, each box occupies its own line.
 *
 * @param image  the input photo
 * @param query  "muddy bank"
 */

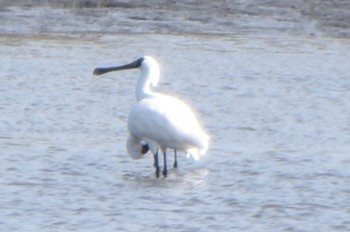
xmin=1 ymin=0 xmax=349 ymax=38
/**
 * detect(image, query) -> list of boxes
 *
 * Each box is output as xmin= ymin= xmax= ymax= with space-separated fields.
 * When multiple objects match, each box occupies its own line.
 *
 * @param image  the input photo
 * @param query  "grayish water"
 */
xmin=1 ymin=3 xmax=350 ymax=232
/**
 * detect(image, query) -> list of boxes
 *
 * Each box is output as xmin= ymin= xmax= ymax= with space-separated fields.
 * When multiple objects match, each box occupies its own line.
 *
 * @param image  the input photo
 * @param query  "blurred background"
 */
xmin=1 ymin=1 xmax=350 ymax=231
xmin=1 ymin=0 xmax=349 ymax=37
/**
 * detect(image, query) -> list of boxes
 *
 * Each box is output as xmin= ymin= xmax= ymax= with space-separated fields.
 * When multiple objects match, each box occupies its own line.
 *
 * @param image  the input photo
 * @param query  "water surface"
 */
xmin=1 ymin=5 xmax=350 ymax=232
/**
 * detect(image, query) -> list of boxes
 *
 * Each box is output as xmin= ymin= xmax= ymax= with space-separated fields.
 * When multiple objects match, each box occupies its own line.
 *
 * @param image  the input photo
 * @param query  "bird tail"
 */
xmin=187 ymin=132 xmax=210 ymax=160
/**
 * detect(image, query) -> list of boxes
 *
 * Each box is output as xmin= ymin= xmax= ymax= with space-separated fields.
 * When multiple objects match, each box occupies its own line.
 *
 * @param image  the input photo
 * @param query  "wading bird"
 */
xmin=93 ymin=56 xmax=209 ymax=177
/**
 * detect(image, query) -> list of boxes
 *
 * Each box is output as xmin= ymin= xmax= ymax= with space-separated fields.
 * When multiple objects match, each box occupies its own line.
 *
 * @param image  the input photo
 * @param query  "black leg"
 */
xmin=173 ymin=149 xmax=178 ymax=168
xmin=153 ymin=149 xmax=160 ymax=178
xmin=162 ymin=150 xmax=167 ymax=177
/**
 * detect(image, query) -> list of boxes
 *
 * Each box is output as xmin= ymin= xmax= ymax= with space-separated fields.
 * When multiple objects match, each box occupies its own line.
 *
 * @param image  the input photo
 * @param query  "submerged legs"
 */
xmin=153 ymin=149 xmax=160 ymax=178
xmin=162 ymin=150 xmax=167 ymax=177
xmin=153 ymin=149 xmax=177 ymax=178
xmin=173 ymin=150 xmax=178 ymax=168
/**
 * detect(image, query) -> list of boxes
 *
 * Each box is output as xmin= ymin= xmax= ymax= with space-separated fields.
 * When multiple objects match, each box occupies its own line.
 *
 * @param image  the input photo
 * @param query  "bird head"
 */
xmin=139 ymin=56 xmax=160 ymax=87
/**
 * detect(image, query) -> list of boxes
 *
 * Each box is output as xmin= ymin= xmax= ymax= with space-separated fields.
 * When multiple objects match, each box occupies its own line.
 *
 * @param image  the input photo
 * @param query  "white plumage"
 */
xmin=128 ymin=95 xmax=209 ymax=161
xmin=93 ymin=56 xmax=209 ymax=177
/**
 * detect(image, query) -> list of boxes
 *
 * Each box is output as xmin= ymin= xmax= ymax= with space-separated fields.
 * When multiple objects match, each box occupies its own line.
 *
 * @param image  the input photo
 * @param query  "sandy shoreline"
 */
xmin=0 ymin=0 xmax=349 ymax=38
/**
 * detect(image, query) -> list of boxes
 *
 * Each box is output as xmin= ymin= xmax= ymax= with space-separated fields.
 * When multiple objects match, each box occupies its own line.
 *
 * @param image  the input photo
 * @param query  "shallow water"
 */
xmin=1 ymin=7 xmax=350 ymax=232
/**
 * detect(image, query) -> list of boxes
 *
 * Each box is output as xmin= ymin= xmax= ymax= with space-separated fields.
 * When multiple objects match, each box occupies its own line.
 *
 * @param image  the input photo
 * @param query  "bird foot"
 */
xmin=162 ymin=169 xmax=167 ymax=177
xmin=155 ymin=167 xmax=160 ymax=178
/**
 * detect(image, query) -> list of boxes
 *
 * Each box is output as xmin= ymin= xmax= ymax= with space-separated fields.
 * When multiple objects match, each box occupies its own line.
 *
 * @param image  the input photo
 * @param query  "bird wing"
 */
xmin=127 ymin=95 xmax=208 ymax=152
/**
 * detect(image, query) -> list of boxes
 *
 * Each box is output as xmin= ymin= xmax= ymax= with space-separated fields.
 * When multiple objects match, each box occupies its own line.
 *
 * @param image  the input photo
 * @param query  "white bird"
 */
xmin=93 ymin=56 xmax=172 ymax=171
xmin=93 ymin=56 xmax=209 ymax=177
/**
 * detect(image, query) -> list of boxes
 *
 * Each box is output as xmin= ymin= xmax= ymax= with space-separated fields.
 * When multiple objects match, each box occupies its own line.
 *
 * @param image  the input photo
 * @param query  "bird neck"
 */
xmin=135 ymin=66 xmax=159 ymax=101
